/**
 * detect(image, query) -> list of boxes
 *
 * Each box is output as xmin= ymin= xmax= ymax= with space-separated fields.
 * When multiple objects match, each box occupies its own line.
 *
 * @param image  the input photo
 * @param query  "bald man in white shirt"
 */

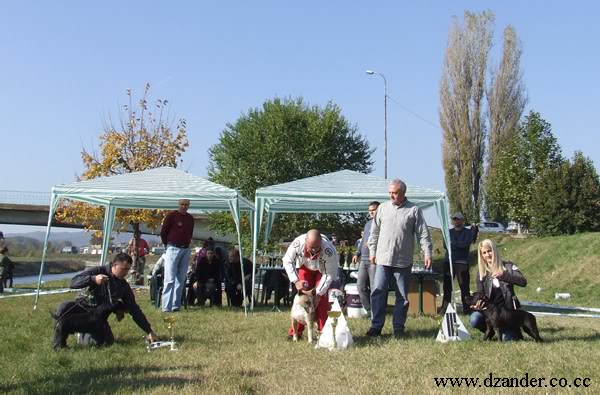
xmin=282 ymin=229 xmax=339 ymax=340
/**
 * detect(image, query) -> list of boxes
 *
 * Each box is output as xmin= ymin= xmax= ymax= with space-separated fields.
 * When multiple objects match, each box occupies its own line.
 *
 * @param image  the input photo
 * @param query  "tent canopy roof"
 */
xmin=250 ymin=169 xmax=453 ymax=313
xmin=36 ymin=167 xmax=254 ymax=314
xmin=52 ymin=166 xmax=254 ymax=211
xmin=255 ymin=170 xmax=445 ymax=213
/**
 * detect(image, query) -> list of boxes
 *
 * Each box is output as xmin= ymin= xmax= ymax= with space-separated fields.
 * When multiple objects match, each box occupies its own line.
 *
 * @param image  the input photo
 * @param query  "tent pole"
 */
xmin=228 ymin=198 xmax=247 ymax=317
xmin=437 ymin=198 xmax=455 ymax=307
xmin=250 ymin=196 xmax=265 ymax=312
xmin=33 ymin=193 xmax=59 ymax=311
xmin=100 ymin=205 xmax=116 ymax=267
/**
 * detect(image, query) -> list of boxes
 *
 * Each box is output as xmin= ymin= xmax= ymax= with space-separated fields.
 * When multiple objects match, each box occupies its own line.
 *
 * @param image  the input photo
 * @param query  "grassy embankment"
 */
xmin=428 ymin=230 xmax=600 ymax=308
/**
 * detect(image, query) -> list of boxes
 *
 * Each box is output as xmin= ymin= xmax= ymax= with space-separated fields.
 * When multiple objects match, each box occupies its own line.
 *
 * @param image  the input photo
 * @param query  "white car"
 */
xmin=506 ymin=221 xmax=519 ymax=233
xmin=506 ymin=221 xmax=529 ymax=234
xmin=478 ymin=221 xmax=506 ymax=233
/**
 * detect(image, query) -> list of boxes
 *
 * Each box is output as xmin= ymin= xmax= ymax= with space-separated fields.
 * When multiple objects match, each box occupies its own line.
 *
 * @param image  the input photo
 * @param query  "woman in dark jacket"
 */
xmin=470 ymin=239 xmax=527 ymax=341
xmin=192 ymin=247 xmax=222 ymax=306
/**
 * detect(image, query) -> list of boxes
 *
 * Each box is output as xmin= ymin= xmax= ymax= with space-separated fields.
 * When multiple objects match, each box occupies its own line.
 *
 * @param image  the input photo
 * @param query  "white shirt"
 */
xmin=282 ymin=234 xmax=339 ymax=296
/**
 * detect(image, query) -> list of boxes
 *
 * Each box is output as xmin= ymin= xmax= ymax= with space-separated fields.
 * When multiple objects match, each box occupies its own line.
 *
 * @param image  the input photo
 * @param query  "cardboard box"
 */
xmin=407 ymin=277 xmax=437 ymax=315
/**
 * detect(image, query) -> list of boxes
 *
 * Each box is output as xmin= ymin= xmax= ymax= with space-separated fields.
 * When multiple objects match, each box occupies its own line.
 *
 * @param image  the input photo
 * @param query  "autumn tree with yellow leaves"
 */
xmin=56 ymin=84 xmax=188 ymax=259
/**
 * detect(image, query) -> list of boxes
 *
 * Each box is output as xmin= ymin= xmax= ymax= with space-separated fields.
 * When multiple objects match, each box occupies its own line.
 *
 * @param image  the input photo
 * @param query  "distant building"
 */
xmin=61 ymin=246 xmax=78 ymax=254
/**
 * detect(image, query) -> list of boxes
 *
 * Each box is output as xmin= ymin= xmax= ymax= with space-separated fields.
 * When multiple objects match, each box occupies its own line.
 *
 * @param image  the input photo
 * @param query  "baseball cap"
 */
xmin=452 ymin=212 xmax=464 ymax=220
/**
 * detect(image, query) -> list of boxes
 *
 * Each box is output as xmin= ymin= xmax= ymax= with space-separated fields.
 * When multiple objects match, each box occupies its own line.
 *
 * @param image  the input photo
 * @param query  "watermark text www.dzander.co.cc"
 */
xmin=433 ymin=373 xmax=591 ymax=389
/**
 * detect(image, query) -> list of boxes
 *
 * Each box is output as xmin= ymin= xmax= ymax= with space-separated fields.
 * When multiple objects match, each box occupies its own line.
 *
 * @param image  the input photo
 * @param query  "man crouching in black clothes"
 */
xmin=54 ymin=253 xmax=158 ymax=347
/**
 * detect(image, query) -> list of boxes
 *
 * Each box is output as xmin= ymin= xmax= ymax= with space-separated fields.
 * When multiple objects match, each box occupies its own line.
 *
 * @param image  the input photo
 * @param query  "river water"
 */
xmin=12 ymin=271 xmax=82 ymax=286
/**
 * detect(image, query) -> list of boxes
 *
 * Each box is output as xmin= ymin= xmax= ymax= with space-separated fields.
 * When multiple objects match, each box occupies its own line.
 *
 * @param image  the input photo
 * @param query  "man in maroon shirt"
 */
xmin=160 ymin=199 xmax=194 ymax=312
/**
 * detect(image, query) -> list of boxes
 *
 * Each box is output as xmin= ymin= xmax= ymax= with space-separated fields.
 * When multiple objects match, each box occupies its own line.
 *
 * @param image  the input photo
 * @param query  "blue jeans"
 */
xmin=162 ymin=245 xmax=191 ymax=311
xmin=357 ymin=260 xmax=377 ymax=315
xmin=370 ymin=265 xmax=411 ymax=332
xmin=470 ymin=311 xmax=520 ymax=341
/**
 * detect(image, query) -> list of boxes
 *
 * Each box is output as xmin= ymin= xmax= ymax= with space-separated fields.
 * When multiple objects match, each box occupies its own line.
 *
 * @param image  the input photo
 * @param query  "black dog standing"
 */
xmin=465 ymin=292 xmax=543 ymax=342
xmin=53 ymin=253 xmax=158 ymax=348
xmin=52 ymin=300 xmax=126 ymax=348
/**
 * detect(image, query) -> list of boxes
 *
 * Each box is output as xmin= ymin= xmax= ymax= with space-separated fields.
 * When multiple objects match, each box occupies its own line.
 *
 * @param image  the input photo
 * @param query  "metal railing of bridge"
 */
xmin=0 ymin=190 xmax=52 ymax=206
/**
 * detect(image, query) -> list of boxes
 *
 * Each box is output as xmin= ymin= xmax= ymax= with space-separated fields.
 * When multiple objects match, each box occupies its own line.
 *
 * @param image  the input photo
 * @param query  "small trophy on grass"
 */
xmin=146 ymin=315 xmax=178 ymax=352
xmin=327 ymin=309 xmax=341 ymax=351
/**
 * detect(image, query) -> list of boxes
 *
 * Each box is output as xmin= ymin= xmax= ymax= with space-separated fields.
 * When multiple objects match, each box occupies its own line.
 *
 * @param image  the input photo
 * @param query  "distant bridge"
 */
xmin=0 ymin=190 xmax=235 ymax=243
xmin=0 ymin=190 xmax=77 ymax=228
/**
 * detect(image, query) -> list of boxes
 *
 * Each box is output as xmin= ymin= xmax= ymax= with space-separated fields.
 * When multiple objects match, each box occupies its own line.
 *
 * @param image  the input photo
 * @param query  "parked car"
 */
xmin=506 ymin=221 xmax=530 ymax=234
xmin=506 ymin=221 xmax=519 ymax=233
xmin=478 ymin=221 xmax=506 ymax=233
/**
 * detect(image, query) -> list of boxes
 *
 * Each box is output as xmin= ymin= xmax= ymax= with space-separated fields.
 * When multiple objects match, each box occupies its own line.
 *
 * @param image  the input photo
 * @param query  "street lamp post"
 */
xmin=366 ymin=70 xmax=388 ymax=179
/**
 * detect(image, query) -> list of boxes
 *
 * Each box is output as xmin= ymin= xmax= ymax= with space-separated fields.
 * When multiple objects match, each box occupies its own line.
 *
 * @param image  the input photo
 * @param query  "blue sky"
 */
xmin=1 ymin=1 xmax=599 ymax=232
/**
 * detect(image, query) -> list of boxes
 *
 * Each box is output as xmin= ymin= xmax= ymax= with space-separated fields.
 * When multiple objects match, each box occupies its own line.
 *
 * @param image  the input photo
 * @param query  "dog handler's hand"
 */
xmin=148 ymin=331 xmax=158 ymax=343
xmin=472 ymin=299 xmax=487 ymax=311
xmin=424 ymin=256 xmax=432 ymax=270
xmin=94 ymin=274 xmax=109 ymax=285
xmin=294 ymin=280 xmax=305 ymax=292
xmin=369 ymin=256 xmax=376 ymax=265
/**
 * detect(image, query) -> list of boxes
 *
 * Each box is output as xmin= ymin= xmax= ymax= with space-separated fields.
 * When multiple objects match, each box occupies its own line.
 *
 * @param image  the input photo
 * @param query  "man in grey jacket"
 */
xmin=367 ymin=179 xmax=432 ymax=337
xmin=441 ymin=212 xmax=475 ymax=314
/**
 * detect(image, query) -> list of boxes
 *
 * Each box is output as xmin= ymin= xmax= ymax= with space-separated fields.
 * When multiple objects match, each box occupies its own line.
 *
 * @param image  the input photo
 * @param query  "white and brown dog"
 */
xmin=290 ymin=288 xmax=317 ymax=343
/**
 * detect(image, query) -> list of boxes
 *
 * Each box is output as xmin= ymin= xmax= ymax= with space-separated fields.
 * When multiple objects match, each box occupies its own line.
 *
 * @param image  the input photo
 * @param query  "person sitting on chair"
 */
xmin=223 ymin=247 xmax=253 ymax=307
xmin=149 ymin=253 xmax=166 ymax=304
xmin=193 ymin=247 xmax=222 ymax=306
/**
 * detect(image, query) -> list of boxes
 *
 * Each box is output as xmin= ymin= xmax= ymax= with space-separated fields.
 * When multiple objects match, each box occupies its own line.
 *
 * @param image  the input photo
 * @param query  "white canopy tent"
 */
xmin=33 ymin=167 xmax=255 ymax=315
xmin=251 ymin=170 xmax=454 ymax=311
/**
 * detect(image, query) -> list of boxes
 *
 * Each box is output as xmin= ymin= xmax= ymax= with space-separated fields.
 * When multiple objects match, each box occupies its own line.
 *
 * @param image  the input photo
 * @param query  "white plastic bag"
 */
xmin=317 ymin=300 xmax=354 ymax=350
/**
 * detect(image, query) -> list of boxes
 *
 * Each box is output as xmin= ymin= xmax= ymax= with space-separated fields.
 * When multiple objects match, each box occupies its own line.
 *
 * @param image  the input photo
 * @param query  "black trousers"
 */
xmin=55 ymin=301 xmax=115 ymax=346
xmin=442 ymin=262 xmax=471 ymax=313
xmin=225 ymin=281 xmax=252 ymax=307
xmin=2 ymin=272 xmax=12 ymax=288
xmin=195 ymin=280 xmax=219 ymax=306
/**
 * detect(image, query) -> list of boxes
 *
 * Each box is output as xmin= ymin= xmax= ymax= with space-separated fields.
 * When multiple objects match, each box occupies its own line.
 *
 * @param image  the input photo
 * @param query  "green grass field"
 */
xmin=0 ymin=291 xmax=599 ymax=395
xmin=1 ymin=232 xmax=599 ymax=394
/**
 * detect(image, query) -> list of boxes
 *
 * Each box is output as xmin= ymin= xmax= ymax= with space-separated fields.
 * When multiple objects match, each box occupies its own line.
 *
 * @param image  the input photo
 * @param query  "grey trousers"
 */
xmin=356 ymin=260 xmax=376 ymax=314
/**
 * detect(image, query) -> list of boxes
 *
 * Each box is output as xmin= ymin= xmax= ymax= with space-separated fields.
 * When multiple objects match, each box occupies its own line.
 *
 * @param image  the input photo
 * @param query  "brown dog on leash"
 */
xmin=465 ymin=292 xmax=543 ymax=342
xmin=290 ymin=289 xmax=317 ymax=343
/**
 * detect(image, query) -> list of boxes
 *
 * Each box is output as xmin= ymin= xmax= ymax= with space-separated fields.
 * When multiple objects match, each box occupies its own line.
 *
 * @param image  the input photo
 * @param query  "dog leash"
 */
xmin=106 ymin=279 xmax=113 ymax=305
